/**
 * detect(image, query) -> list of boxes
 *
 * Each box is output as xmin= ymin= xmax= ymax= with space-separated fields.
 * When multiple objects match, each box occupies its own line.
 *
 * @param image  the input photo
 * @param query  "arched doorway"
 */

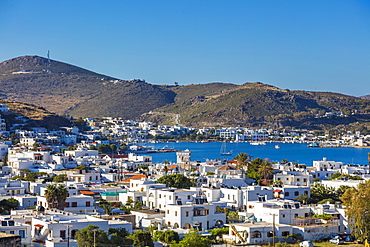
xmin=183 ymin=223 xmax=191 ymax=229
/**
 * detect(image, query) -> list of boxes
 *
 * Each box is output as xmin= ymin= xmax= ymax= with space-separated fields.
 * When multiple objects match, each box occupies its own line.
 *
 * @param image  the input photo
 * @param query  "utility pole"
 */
xmin=93 ymin=229 xmax=97 ymax=247
xmin=272 ymin=213 xmax=276 ymax=247
xmin=67 ymin=225 xmax=70 ymax=247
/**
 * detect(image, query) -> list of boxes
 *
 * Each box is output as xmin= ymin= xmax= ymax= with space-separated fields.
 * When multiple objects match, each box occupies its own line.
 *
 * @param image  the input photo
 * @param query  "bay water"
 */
xmin=143 ymin=142 xmax=370 ymax=166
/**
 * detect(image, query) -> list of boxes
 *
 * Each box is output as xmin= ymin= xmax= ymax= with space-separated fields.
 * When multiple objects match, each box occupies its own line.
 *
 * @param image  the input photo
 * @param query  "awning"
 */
xmin=273 ymin=189 xmax=282 ymax=193
xmin=79 ymin=190 xmax=97 ymax=195
xmin=34 ymin=224 xmax=44 ymax=227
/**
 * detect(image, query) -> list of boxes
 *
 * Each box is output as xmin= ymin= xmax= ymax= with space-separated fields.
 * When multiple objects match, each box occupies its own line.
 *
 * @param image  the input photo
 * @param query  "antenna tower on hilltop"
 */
xmin=47 ymin=50 xmax=51 ymax=67
xmin=46 ymin=50 xmax=52 ymax=73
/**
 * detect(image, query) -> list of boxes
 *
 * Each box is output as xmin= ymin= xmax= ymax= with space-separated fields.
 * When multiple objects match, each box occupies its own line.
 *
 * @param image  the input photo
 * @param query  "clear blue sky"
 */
xmin=1 ymin=0 xmax=369 ymax=96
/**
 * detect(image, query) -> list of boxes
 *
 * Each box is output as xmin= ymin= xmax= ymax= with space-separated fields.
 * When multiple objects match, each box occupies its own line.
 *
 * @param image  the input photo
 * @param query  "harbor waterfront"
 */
xmin=143 ymin=142 xmax=370 ymax=165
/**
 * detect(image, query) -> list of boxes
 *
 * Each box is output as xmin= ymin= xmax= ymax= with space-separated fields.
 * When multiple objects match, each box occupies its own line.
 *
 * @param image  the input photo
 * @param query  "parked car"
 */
xmin=299 ymin=240 xmax=314 ymax=247
xmin=329 ymin=236 xmax=345 ymax=244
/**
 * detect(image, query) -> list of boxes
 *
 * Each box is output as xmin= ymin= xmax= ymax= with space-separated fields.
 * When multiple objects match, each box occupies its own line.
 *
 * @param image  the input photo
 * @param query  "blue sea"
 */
xmin=143 ymin=142 xmax=370 ymax=166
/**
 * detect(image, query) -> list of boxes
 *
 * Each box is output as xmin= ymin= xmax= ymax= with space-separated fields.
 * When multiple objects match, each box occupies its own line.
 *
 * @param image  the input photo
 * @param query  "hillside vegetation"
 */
xmin=0 ymin=100 xmax=71 ymax=130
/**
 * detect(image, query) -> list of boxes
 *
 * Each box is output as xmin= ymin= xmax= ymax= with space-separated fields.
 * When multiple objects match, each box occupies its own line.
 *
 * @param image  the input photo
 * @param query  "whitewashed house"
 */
xmin=164 ymin=196 xmax=226 ymax=230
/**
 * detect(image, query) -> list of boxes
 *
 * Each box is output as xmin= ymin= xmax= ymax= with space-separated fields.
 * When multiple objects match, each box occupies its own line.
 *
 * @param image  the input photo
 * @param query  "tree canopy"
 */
xmin=153 ymin=230 xmax=180 ymax=245
xmin=156 ymin=174 xmax=195 ymax=189
xmin=0 ymin=198 xmax=19 ymax=214
xmin=341 ymin=180 xmax=370 ymax=241
xmin=129 ymin=230 xmax=154 ymax=247
xmin=302 ymin=184 xmax=350 ymax=204
xmin=172 ymin=229 xmax=211 ymax=247
xmin=75 ymin=225 xmax=132 ymax=247
xmin=75 ymin=225 xmax=109 ymax=247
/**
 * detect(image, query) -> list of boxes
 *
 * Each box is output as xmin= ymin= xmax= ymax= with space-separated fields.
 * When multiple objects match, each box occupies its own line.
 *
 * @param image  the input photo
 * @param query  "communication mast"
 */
xmin=47 ymin=50 xmax=51 ymax=67
xmin=46 ymin=50 xmax=51 ymax=73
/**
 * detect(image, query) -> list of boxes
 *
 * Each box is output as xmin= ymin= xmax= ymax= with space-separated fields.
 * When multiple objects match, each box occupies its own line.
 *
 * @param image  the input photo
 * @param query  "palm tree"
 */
xmin=234 ymin=153 xmax=252 ymax=171
xmin=44 ymin=184 xmax=69 ymax=210
xmin=163 ymin=165 xmax=168 ymax=175
xmin=55 ymin=184 xmax=69 ymax=210
xmin=258 ymin=162 xmax=273 ymax=180
xmin=44 ymin=184 xmax=57 ymax=209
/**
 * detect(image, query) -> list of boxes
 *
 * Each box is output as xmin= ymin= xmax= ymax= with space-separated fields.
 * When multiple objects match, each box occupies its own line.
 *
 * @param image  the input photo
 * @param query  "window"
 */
xmin=294 ymin=191 xmax=299 ymax=196
xmin=251 ymin=231 xmax=262 ymax=238
xmin=19 ymin=230 xmax=25 ymax=238
xmin=72 ymin=202 xmax=77 ymax=207
xmin=167 ymin=210 xmax=169 ymax=214
xmin=284 ymin=192 xmax=289 ymax=197
xmin=175 ymin=211 xmax=177 ymax=216
xmin=60 ymin=230 xmax=66 ymax=239
xmin=282 ymin=231 xmax=290 ymax=237
xmin=297 ymin=178 xmax=300 ymax=182
xmin=159 ymin=204 xmax=161 ymax=208
xmin=159 ymin=194 xmax=161 ymax=198
xmin=187 ymin=195 xmax=190 ymax=200
xmin=303 ymin=178 xmax=307 ymax=182
xmin=65 ymin=202 xmax=70 ymax=208
xmin=186 ymin=211 xmax=189 ymax=217
xmin=86 ymin=201 xmax=91 ymax=207
xmin=294 ymin=214 xmax=298 ymax=217
xmin=169 ymin=196 xmax=171 ymax=200
xmin=175 ymin=196 xmax=178 ymax=200
xmin=282 ymin=214 xmax=285 ymax=218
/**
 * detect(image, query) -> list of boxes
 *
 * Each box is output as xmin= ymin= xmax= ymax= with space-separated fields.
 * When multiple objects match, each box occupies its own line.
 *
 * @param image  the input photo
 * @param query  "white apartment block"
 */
xmin=37 ymin=195 xmax=95 ymax=213
xmin=31 ymin=210 xmax=132 ymax=245
xmin=164 ymin=196 xmax=226 ymax=230
xmin=313 ymin=158 xmax=343 ymax=171
xmin=274 ymin=171 xmax=312 ymax=186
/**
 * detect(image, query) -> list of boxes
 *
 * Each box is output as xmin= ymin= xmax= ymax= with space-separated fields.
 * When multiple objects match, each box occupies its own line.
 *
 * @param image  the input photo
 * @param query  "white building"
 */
xmin=64 ymin=148 xmax=98 ymax=158
xmin=164 ymin=196 xmax=226 ymax=230
xmin=31 ymin=210 xmax=132 ymax=245
xmin=0 ymin=215 xmax=32 ymax=246
xmin=313 ymin=158 xmax=343 ymax=170
xmin=225 ymin=222 xmax=293 ymax=245
xmin=274 ymin=170 xmax=312 ymax=186
xmin=0 ymin=143 xmax=8 ymax=160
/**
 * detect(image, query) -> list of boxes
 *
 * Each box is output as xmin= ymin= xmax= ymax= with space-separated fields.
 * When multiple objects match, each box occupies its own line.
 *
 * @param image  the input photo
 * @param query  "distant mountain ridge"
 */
xmin=142 ymin=82 xmax=370 ymax=129
xmin=1 ymin=55 xmax=370 ymax=130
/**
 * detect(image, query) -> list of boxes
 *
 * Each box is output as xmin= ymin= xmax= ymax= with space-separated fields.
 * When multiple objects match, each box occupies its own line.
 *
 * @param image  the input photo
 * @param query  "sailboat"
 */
xmin=220 ymin=141 xmax=233 ymax=156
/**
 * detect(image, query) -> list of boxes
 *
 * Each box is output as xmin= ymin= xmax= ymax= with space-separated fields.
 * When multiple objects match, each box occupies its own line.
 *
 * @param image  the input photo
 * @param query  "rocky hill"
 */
xmin=0 ymin=56 xmax=175 ymax=119
xmin=142 ymin=82 xmax=370 ymax=130
xmin=0 ymin=100 xmax=71 ymax=130
xmin=1 ymin=56 xmax=370 ymax=130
